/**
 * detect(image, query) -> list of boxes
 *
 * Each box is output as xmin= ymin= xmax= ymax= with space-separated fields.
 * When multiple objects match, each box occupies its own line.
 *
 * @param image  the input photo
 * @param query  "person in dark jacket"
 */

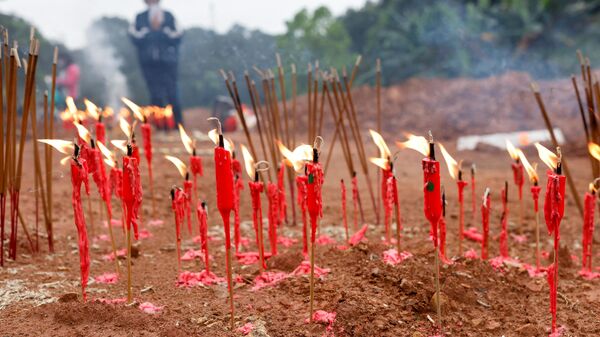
xmin=129 ymin=0 xmax=183 ymax=127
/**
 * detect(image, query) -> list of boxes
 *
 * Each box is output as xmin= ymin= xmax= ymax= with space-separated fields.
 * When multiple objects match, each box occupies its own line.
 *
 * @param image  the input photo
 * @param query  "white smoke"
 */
xmin=84 ymin=25 xmax=129 ymax=108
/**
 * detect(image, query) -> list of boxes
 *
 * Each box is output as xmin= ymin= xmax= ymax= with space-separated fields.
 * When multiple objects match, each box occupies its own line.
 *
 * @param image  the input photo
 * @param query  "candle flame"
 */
xmin=588 ymin=142 xmax=600 ymax=161
xmin=111 ymin=140 xmax=128 ymax=155
xmin=97 ymin=141 xmax=116 ymax=167
xmin=122 ymin=97 xmax=146 ymax=122
xmin=59 ymin=110 xmax=72 ymax=121
xmin=119 ymin=117 xmax=133 ymax=139
xmin=505 ymin=139 xmax=520 ymax=161
xmin=119 ymin=107 xmax=131 ymax=119
xmin=438 ymin=143 xmax=459 ymax=180
xmin=589 ymin=182 xmax=597 ymax=193
xmin=164 ymin=105 xmax=173 ymax=118
xmin=103 ymin=107 xmax=114 ymax=117
xmin=208 ymin=129 xmax=233 ymax=152
xmin=74 ymin=122 xmax=92 ymax=145
xmin=369 ymin=129 xmax=391 ymax=159
xmin=517 ymin=150 xmax=538 ymax=184
xmin=66 ymin=96 xmax=77 ymax=116
xmin=278 ymin=141 xmax=313 ymax=172
xmin=534 ymin=142 xmax=559 ymax=171
xmin=396 ymin=133 xmax=429 ymax=157
xmin=178 ymin=124 xmax=194 ymax=154
xmin=369 ymin=157 xmax=389 ymax=170
xmin=165 ymin=155 xmax=187 ymax=178
xmin=84 ymin=98 xmax=100 ymax=121
xmin=241 ymin=144 xmax=255 ymax=179
xmin=38 ymin=139 xmax=74 ymax=155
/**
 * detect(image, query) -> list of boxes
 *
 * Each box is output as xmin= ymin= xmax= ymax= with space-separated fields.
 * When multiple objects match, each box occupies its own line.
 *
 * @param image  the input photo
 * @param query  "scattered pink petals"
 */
xmin=193 ymin=235 xmax=217 ymax=243
xmin=252 ymin=272 xmax=289 ymax=291
xmin=464 ymin=248 xmax=479 ymax=259
xmin=548 ymin=325 xmax=566 ymax=337
xmin=238 ymin=322 xmax=255 ymax=335
xmin=95 ymin=297 xmax=127 ymax=305
xmin=139 ymin=302 xmax=163 ymax=314
xmin=236 ymin=252 xmax=272 ymax=265
xmin=240 ymin=236 xmax=251 ymax=247
xmin=278 ymin=236 xmax=298 ymax=247
xmin=94 ymin=234 xmax=109 ymax=242
xmin=570 ymin=254 xmax=579 ymax=263
xmin=316 ymin=235 xmax=336 ymax=245
xmin=104 ymin=219 xmax=122 ymax=228
xmin=138 ymin=229 xmax=153 ymax=239
xmin=292 ymin=261 xmax=330 ymax=278
xmin=349 ymin=225 xmax=368 ymax=246
xmin=511 ymin=233 xmax=528 ymax=243
xmin=578 ymin=269 xmax=600 ymax=280
xmin=102 ymin=248 xmax=127 ymax=261
xmin=181 ymin=249 xmax=203 ymax=261
xmin=147 ymin=219 xmax=164 ymax=227
xmin=523 ymin=263 xmax=547 ymax=278
xmin=463 ymin=227 xmax=483 ymax=242
xmin=489 ymin=256 xmax=517 ymax=272
xmin=94 ymin=272 xmax=119 ymax=284
xmin=541 ymin=250 xmax=550 ymax=259
xmin=337 ymin=245 xmax=349 ymax=250
xmin=382 ymin=249 xmax=413 ymax=265
xmin=177 ymin=270 xmax=224 ymax=287
xmin=306 ymin=310 xmax=336 ymax=336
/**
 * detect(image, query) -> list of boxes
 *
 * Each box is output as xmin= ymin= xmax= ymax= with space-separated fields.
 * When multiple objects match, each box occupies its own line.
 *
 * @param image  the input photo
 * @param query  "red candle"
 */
xmin=233 ymin=175 xmax=244 ymax=253
xmin=249 ymin=179 xmax=266 ymax=270
xmin=481 ymin=189 xmax=491 ymax=260
xmin=457 ymin=175 xmax=468 ymax=254
xmin=71 ymin=151 xmax=91 ymax=302
xmin=422 ymin=151 xmax=441 ymax=248
xmin=341 ymin=179 xmax=348 ymax=242
xmin=171 ymin=187 xmax=186 ymax=272
xmin=499 ymin=182 xmax=509 ymax=258
xmin=297 ymin=175 xmax=308 ymax=256
xmin=531 ymin=184 xmax=542 ymax=268
xmin=123 ymin=147 xmax=143 ymax=240
xmin=190 ymin=155 xmax=203 ymax=196
xmin=141 ymin=123 xmax=153 ymax=168
xmin=96 ymin=122 xmax=106 ymax=145
xmin=278 ymin=162 xmax=287 ymax=225
xmin=471 ymin=165 xmax=476 ymax=222
xmin=582 ymin=188 xmax=595 ymax=272
xmin=440 ymin=189 xmax=447 ymax=260
xmin=184 ymin=178 xmax=193 ymax=235
xmin=267 ymin=182 xmax=280 ymax=256
xmin=196 ymin=201 xmax=210 ymax=273
xmin=512 ymin=161 xmax=524 ymax=201
xmin=382 ymin=168 xmax=392 ymax=242
xmin=109 ymin=167 xmax=123 ymax=200
xmin=306 ymin=153 xmax=324 ymax=245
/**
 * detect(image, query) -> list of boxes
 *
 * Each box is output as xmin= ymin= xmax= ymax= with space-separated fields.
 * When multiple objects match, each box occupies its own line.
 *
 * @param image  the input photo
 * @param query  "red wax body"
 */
xmin=141 ymin=124 xmax=153 ymax=165
xmin=544 ymin=170 xmax=565 ymax=334
xmin=512 ymin=162 xmax=524 ymax=200
xmin=96 ymin=122 xmax=106 ymax=144
xmin=306 ymin=162 xmax=324 ymax=243
xmin=184 ymin=180 xmax=193 ymax=235
xmin=471 ymin=174 xmax=476 ymax=218
xmin=382 ymin=168 xmax=392 ymax=241
xmin=267 ymin=182 xmax=280 ymax=255
xmin=71 ymin=158 xmax=91 ymax=301
xmin=531 ymin=185 xmax=542 ymax=212
xmin=582 ymin=192 xmax=596 ymax=271
xmin=214 ymin=145 xmax=234 ymax=287
xmin=278 ymin=162 xmax=287 ymax=225
xmin=296 ymin=175 xmax=308 ymax=256
xmin=171 ymin=188 xmax=186 ymax=263
xmin=109 ymin=167 xmax=123 ymax=199
xmin=233 ymin=176 xmax=244 ymax=253
xmin=422 ymin=158 xmax=442 ymax=247
xmin=123 ymin=156 xmax=143 ymax=240
xmin=457 ymin=179 xmax=468 ymax=245
xmin=481 ymin=193 xmax=491 ymax=259
xmin=249 ymin=181 xmax=266 ymax=269
xmin=499 ymin=188 xmax=509 ymax=258
xmin=341 ymin=180 xmax=348 ymax=241
xmin=196 ymin=202 xmax=210 ymax=272
xmin=190 ymin=155 xmax=203 ymax=197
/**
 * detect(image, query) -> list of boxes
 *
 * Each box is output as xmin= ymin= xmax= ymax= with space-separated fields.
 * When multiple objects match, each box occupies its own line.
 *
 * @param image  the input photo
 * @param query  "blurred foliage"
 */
xmin=5 ymin=0 xmax=600 ymax=108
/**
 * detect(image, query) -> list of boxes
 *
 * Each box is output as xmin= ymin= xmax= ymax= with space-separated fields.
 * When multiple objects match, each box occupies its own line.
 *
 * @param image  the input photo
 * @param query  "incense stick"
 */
xmin=349 ymin=55 xmax=362 ymax=88
xmin=46 ymin=47 xmax=58 ymax=252
xmin=291 ymin=64 xmax=297 ymax=148
xmin=376 ymin=59 xmax=382 ymax=225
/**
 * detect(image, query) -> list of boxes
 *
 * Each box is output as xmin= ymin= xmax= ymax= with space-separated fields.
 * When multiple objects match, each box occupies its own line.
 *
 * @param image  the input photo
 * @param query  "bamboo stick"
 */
xmin=531 ymin=83 xmax=583 ymax=218
xmin=349 ymin=55 xmax=362 ymax=88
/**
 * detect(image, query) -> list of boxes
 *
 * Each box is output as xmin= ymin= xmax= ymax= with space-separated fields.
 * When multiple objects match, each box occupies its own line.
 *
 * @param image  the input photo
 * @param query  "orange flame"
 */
xmin=119 ymin=107 xmax=131 ymax=119
xmin=111 ymin=140 xmax=128 ymax=155
xmin=97 ymin=141 xmax=116 ymax=168
xmin=278 ymin=141 xmax=312 ymax=172
xmin=517 ymin=150 xmax=538 ymax=184
xmin=369 ymin=157 xmax=389 ymax=170
xmin=84 ymin=98 xmax=100 ymax=121
xmin=505 ymin=139 xmax=520 ymax=161
xmin=588 ymin=142 xmax=600 ymax=161
xmin=589 ymin=182 xmax=597 ymax=193
xmin=369 ymin=129 xmax=391 ymax=159
xmin=74 ymin=122 xmax=92 ymax=144
xmin=66 ymin=96 xmax=77 ymax=116
xmin=164 ymin=105 xmax=173 ymax=118
xmin=438 ymin=143 xmax=460 ymax=180
xmin=396 ymin=133 xmax=429 ymax=157
xmin=165 ymin=155 xmax=187 ymax=178
xmin=178 ymin=124 xmax=194 ymax=154
xmin=119 ymin=117 xmax=133 ymax=140
xmin=241 ymin=144 xmax=255 ymax=179
xmin=122 ymin=97 xmax=146 ymax=122
xmin=37 ymin=139 xmax=74 ymax=155
xmin=535 ymin=143 xmax=559 ymax=171
xmin=208 ymin=129 xmax=233 ymax=152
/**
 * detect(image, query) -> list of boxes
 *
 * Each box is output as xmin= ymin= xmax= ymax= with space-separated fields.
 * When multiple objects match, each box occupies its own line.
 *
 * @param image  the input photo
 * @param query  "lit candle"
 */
xmin=439 ymin=143 xmax=467 ymax=255
xmin=499 ymin=182 xmax=509 ymax=258
xmin=196 ymin=201 xmax=210 ymax=273
xmin=517 ymin=150 xmax=541 ymax=269
xmin=71 ymin=145 xmax=91 ymax=302
xmin=481 ymin=188 xmax=491 ymax=260
xmin=170 ymin=187 xmax=186 ymax=273
xmin=178 ymin=124 xmax=204 ymax=209
xmin=297 ymin=174 xmax=309 ymax=256
xmin=582 ymin=183 xmax=596 ymax=272
xmin=535 ymin=143 xmax=565 ymax=335
xmin=369 ymin=130 xmax=394 ymax=243
xmin=506 ymin=140 xmax=525 ymax=225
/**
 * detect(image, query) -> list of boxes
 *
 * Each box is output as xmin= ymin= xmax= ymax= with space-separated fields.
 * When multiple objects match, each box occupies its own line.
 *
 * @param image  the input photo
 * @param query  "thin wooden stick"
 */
xmin=126 ymin=207 xmax=133 ymax=303
xmin=376 ymin=59 xmax=382 ymax=225
xmin=253 ymin=80 xmax=278 ymax=169
xmin=531 ymin=83 xmax=583 ymax=217
xmin=46 ymin=47 xmax=57 ymax=252
xmin=276 ymin=54 xmax=290 ymax=146
xmin=349 ymin=55 xmax=362 ymax=88
xmin=291 ymin=64 xmax=297 ymax=148
xmin=307 ymin=64 xmax=312 ymax=144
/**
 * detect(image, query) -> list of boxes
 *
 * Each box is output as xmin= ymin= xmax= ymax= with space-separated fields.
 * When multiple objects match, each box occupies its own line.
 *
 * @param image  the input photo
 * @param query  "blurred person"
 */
xmin=56 ymin=52 xmax=81 ymax=105
xmin=129 ymin=0 xmax=183 ymax=128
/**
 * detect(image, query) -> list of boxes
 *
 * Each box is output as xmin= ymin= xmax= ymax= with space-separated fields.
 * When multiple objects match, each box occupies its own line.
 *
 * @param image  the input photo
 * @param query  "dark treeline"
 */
xmin=3 ymin=0 xmax=600 ymax=109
